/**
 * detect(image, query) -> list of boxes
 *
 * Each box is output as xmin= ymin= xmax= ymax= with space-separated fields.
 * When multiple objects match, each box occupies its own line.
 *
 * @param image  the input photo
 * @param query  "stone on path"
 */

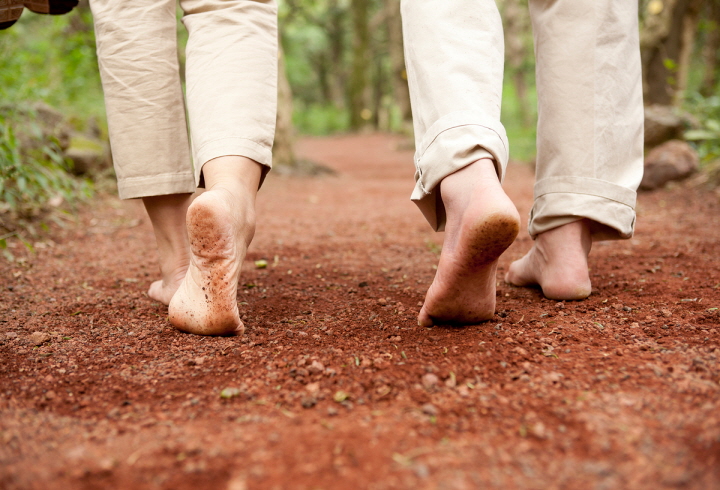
xmin=640 ymin=139 xmax=698 ymax=191
xmin=644 ymin=104 xmax=687 ymax=148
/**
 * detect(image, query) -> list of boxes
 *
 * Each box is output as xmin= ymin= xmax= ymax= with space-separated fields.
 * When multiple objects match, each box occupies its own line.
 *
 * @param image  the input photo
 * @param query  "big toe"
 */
xmin=418 ymin=307 xmax=433 ymax=328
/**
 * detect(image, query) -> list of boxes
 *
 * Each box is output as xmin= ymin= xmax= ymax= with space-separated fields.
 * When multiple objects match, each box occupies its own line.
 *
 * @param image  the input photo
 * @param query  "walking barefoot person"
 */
xmin=401 ymin=0 xmax=643 ymax=326
xmin=90 ymin=0 xmax=277 ymax=335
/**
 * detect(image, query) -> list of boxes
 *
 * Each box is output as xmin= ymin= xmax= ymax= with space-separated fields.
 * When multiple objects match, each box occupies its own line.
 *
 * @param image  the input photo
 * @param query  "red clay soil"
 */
xmin=1 ymin=133 xmax=719 ymax=490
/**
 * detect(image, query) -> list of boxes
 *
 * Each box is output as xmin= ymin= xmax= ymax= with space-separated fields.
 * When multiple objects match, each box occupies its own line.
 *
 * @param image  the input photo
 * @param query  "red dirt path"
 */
xmin=1 ymin=133 xmax=719 ymax=489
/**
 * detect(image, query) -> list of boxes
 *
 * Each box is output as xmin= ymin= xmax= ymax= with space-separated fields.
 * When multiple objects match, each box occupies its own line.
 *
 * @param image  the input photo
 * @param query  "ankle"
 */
xmin=159 ymin=249 xmax=190 ymax=275
xmin=440 ymin=158 xmax=497 ymax=200
xmin=202 ymin=156 xmax=263 ymax=195
xmin=537 ymin=220 xmax=592 ymax=256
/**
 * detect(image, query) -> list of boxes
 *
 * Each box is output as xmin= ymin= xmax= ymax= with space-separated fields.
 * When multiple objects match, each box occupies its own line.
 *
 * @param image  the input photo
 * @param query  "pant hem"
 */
xmin=410 ymin=111 xmax=509 ymax=231
xmin=528 ymin=190 xmax=637 ymax=241
xmin=117 ymin=172 xmax=197 ymax=200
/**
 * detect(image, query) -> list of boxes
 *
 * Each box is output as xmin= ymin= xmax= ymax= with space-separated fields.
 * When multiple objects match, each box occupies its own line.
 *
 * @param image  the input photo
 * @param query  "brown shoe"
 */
xmin=24 ymin=0 xmax=77 ymax=15
xmin=0 ymin=0 xmax=24 ymax=30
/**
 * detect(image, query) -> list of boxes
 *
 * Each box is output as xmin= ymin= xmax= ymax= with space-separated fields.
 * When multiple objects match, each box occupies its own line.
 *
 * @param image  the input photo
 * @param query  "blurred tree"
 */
xmin=274 ymin=44 xmax=297 ymax=169
xmin=641 ymin=0 xmax=703 ymax=106
xmin=279 ymin=0 xmax=411 ymax=134
xmin=501 ymin=0 xmax=532 ymax=127
xmin=698 ymin=2 xmax=720 ymax=97
xmin=385 ymin=0 xmax=412 ymax=133
xmin=348 ymin=0 xmax=370 ymax=129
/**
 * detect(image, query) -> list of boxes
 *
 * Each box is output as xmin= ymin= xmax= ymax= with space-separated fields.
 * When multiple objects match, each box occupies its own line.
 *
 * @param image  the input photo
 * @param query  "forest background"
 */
xmin=0 ymin=0 xmax=719 ymax=246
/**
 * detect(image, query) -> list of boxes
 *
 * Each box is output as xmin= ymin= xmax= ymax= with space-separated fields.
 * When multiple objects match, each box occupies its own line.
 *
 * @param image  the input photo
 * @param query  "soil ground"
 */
xmin=1 ymin=133 xmax=719 ymax=490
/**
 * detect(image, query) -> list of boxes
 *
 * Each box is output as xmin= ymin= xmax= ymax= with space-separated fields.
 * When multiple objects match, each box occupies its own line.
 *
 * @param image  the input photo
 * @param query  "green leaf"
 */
xmin=663 ymin=58 xmax=678 ymax=71
xmin=684 ymin=130 xmax=718 ymax=141
xmin=706 ymin=119 xmax=720 ymax=132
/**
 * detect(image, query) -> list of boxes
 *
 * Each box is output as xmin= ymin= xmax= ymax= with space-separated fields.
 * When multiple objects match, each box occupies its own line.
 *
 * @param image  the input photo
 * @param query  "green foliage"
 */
xmin=501 ymin=77 xmax=538 ymax=163
xmin=684 ymin=93 xmax=720 ymax=165
xmin=0 ymin=9 xmax=98 ymax=230
xmin=0 ymin=9 xmax=105 ymax=128
xmin=292 ymin=102 xmax=350 ymax=135
xmin=0 ymin=106 xmax=92 ymax=221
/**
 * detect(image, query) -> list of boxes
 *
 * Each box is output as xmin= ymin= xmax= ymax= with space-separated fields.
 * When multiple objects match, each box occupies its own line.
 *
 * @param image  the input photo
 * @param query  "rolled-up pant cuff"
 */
xmin=529 ymin=176 xmax=637 ymax=240
xmin=410 ymin=110 xmax=509 ymax=231
xmin=117 ymin=172 xmax=197 ymax=200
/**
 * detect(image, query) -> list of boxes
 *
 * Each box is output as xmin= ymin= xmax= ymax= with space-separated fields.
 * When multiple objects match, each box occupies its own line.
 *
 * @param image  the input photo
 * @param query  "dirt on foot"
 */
xmin=169 ymin=191 xmax=246 ymax=336
xmin=1 ymin=134 xmax=719 ymax=489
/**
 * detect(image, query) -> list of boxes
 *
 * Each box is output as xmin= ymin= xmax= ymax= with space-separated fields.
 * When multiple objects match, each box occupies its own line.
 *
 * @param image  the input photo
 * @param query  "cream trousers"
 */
xmin=402 ymin=0 xmax=644 ymax=240
xmin=89 ymin=0 xmax=278 ymax=199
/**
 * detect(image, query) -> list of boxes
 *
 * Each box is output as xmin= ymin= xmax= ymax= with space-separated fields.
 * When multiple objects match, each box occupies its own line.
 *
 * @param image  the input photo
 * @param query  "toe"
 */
xmin=418 ymin=307 xmax=433 ymax=328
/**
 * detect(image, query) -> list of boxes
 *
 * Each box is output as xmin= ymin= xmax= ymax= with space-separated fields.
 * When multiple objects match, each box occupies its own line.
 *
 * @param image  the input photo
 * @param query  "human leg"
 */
xmin=89 ymin=0 xmax=197 ymax=302
xmin=418 ymin=159 xmax=519 ymax=326
xmin=506 ymin=0 xmax=644 ymax=299
xmin=401 ymin=0 xmax=519 ymax=325
xmin=143 ymin=194 xmax=193 ymax=305
xmin=167 ymin=0 xmax=277 ymax=335
xmin=169 ymin=157 xmax=262 ymax=335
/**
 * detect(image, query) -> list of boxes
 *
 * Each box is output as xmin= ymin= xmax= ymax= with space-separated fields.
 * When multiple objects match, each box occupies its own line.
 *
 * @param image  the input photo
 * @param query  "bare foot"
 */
xmin=148 ymin=266 xmax=189 ymax=306
xmin=143 ymin=194 xmax=193 ymax=305
xmin=504 ymin=219 xmax=592 ymax=300
xmin=419 ymin=159 xmax=520 ymax=327
xmin=168 ymin=156 xmax=261 ymax=336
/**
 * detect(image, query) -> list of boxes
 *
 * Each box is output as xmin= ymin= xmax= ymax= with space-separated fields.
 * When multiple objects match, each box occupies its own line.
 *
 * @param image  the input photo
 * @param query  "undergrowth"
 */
xmin=0 ymin=106 xmax=93 ymax=253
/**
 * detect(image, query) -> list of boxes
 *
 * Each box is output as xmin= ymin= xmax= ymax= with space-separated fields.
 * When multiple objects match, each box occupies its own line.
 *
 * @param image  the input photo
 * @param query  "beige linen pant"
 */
xmin=90 ymin=0 xmax=277 ymax=199
xmin=402 ymin=0 xmax=644 ymax=240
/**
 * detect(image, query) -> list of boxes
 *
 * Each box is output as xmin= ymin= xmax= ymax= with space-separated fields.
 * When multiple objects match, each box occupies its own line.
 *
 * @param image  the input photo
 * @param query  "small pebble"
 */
xmin=514 ymin=346 xmax=529 ymax=357
xmin=413 ymin=464 xmax=430 ymax=479
xmin=300 ymin=395 xmax=317 ymax=409
xmin=307 ymin=360 xmax=325 ymax=374
xmin=29 ymin=332 xmax=49 ymax=346
xmin=421 ymin=373 xmax=439 ymax=390
xmin=373 ymin=358 xmax=389 ymax=369
xmin=421 ymin=403 xmax=438 ymax=416
xmin=530 ymin=422 xmax=548 ymax=439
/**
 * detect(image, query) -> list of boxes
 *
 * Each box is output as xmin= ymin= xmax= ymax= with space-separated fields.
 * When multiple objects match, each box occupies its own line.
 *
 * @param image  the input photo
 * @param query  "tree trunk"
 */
xmin=385 ymin=0 xmax=412 ymax=133
xmin=327 ymin=0 xmax=347 ymax=108
xmin=273 ymin=45 xmax=296 ymax=169
xmin=700 ymin=2 xmax=720 ymax=97
xmin=641 ymin=0 xmax=702 ymax=106
xmin=502 ymin=0 xmax=532 ymax=127
xmin=348 ymin=0 xmax=370 ymax=130
xmin=674 ymin=0 xmax=701 ymax=105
